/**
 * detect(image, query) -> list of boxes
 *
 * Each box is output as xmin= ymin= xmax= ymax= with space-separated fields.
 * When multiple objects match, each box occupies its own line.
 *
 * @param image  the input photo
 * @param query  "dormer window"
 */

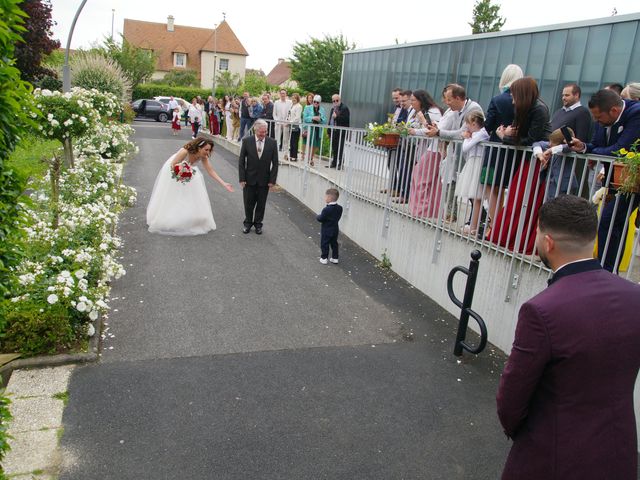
xmin=174 ymin=53 xmax=186 ymax=67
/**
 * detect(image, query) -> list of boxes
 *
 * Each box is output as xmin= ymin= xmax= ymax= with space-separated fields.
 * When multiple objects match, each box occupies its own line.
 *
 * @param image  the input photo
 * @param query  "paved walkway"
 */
xmin=16 ymin=122 xmax=511 ymax=479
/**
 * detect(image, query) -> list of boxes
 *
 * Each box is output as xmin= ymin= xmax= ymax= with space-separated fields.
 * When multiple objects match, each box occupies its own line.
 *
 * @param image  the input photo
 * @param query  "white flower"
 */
xmin=76 ymin=301 xmax=87 ymax=312
xmin=61 ymin=270 xmax=71 ymax=278
xmin=64 ymin=119 xmax=73 ymax=126
xmin=86 ymin=322 xmax=96 ymax=336
xmin=47 ymin=294 xmax=59 ymax=304
xmin=89 ymin=310 xmax=99 ymax=321
xmin=75 ymin=269 xmax=87 ymax=279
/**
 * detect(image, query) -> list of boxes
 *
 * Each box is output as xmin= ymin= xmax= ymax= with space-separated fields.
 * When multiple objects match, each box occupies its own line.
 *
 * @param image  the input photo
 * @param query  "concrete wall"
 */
xmin=214 ymin=137 xmax=640 ymax=443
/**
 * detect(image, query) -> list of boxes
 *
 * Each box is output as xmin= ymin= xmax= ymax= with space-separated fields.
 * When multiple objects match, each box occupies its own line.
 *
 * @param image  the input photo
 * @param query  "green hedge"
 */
xmin=134 ymin=82 xmax=308 ymax=102
xmin=133 ymin=83 xmax=225 ymax=101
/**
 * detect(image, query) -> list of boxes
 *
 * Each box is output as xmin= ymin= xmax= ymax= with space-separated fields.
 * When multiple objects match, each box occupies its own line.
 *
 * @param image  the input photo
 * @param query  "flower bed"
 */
xmin=0 ymin=89 xmax=137 ymax=356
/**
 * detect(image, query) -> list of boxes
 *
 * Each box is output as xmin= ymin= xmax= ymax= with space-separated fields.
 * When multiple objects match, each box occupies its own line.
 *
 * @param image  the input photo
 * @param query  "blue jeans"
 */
xmin=239 ymin=118 xmax=251 ymax=140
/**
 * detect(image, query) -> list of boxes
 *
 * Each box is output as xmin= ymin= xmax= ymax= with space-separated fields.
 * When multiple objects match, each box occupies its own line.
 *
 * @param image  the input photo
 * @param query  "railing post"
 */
xmin=447 ymin=250 xmax=488 ymax=356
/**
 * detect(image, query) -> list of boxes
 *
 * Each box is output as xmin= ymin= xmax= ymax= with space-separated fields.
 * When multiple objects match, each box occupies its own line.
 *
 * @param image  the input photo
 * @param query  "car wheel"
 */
xmin=158 ymin=112 xmax=168 ymax=122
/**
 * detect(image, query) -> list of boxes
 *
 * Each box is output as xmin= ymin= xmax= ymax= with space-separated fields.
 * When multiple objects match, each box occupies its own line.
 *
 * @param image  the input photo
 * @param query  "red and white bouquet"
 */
xmin=171 ymin=161 xmax=196 ymax=183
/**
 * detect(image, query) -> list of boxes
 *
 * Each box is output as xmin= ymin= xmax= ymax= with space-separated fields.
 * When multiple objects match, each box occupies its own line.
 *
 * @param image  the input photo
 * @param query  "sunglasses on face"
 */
xmin=313 ymin=101 xmax=320 ymax=104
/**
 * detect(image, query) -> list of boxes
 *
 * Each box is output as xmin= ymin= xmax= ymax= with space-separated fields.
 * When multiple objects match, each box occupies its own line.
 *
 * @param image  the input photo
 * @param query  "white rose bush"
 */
xmin=0 ymin=87 xmax=137 ymax=355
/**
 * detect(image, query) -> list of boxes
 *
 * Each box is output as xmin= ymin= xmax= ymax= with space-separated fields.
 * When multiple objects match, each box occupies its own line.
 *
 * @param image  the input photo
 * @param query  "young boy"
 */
xmin=316 ymin=188 xmax=343 ymax=265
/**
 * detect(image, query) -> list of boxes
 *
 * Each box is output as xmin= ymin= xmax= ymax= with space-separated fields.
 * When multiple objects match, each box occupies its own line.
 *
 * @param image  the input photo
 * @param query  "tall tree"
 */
xmin=96 ymin=36 xmax=156 ymax=89
xmin=469 ymin=0 xmax=506 ymax=34
xmin=161 ymin=69 xmax=199 ymax=87
xmin=14 ymin=0 xmax=60 ymax=83
xmin=290 ymin=35 xmax=354 ymax=99
xmin=216 ymin=70 xmax=240 ymax=92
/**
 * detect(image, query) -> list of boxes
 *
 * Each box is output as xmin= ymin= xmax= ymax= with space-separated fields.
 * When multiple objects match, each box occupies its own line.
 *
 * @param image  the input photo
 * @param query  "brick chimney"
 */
xmin=278 ymin=58 xmax=285 ymax=64
xmin=167 ymin=15 xmax=175 ymax=32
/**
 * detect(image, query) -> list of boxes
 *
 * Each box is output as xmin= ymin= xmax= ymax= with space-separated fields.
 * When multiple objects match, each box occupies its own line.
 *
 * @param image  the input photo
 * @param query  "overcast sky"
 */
xmin=51 ymin=1 xmax=639 ymax=73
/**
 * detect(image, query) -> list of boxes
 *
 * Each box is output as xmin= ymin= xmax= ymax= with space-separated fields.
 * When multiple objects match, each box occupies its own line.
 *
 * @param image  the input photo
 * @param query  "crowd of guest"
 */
xmin=166 ymin=72 xmax=638 ymax=273
xmin=381 ymin=68 xmax=639 ymax=273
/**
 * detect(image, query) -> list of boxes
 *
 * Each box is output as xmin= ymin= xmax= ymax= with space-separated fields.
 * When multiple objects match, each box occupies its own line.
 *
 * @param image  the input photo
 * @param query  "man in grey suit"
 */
xmin=238 ymin=119 xmax=278 ymax=235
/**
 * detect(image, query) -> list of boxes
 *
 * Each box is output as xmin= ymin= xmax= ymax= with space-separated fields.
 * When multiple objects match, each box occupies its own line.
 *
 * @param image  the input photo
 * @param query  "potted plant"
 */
xmin=612 ymin=139 xmax=640 ymax=194
xmin=364 ymin=116 xmax=409 ymax=148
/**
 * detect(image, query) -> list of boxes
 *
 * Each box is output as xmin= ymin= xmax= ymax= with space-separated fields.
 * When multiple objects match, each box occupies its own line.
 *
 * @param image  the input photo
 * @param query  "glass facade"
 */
xmin=341 ymin=14 xmax=640 ymax=127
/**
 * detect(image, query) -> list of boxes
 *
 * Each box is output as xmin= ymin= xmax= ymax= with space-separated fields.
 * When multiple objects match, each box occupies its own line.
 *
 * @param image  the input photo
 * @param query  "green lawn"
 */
xmin=6 ymin=136 xmax=61 ymax=183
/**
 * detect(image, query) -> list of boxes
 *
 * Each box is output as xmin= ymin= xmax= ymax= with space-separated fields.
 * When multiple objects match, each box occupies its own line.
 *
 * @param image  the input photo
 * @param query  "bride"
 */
xmin=146 ymin=137 xmax=234 ymax=235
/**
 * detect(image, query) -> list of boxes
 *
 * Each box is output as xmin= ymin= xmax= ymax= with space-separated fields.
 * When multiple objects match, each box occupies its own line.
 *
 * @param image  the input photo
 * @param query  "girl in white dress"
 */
xmin=146 ymin=137 xmax=234 ymax=236
xmin=455 ymin=110 xmax=490 ymax=235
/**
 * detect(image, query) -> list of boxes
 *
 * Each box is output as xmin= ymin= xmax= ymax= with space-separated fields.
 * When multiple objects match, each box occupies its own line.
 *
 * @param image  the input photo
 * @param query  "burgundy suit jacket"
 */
xmin=497 ymin=259 xmax=640 ymax=480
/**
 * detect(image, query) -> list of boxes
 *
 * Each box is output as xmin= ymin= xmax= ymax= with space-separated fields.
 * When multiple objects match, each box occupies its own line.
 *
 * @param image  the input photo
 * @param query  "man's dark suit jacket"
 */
xmin=316 ymin=203 xmax=343 ymax=237
xmin=261 ymin=101 xmax=274 ymax=120
xmin=497 ymin=259 xmax=640 ymax=480
xmin=333 ymin=103 xmax=350 ymax=127
xmin=586 ymin=99 xmax=640 ymax=184
xmin=238 ymin=136 xmax=278 ymax=186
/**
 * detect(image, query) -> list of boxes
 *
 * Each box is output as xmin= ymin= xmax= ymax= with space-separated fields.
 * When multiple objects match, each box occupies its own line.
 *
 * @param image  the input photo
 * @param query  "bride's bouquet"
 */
xmin=171 ymin=161 xmax=196 ymax=184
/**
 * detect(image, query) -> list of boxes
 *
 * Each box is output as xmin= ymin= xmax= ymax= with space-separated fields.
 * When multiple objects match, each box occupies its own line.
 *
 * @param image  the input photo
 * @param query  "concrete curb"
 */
xmin=0 ymin=320 xmax=101 ymax=386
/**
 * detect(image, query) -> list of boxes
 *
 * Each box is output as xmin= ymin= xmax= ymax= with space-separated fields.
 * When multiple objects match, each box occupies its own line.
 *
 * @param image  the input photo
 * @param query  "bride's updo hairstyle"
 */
xmin=183 ymin=137 xmax=214 ymax=154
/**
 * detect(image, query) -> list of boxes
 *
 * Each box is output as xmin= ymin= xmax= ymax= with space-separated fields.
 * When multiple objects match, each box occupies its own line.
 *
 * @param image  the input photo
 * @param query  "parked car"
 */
xmin=131 ymin=99 xmax=170 ymax=122
xmin=154 ymin=96 xmax=188 ymax=108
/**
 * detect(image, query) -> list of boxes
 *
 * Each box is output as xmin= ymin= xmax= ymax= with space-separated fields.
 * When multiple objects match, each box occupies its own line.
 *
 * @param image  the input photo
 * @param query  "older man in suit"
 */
xmin=497 ymin=195 xmax=640 ymax=479
xmin=239 ymin=119 xmax=278 ymax=235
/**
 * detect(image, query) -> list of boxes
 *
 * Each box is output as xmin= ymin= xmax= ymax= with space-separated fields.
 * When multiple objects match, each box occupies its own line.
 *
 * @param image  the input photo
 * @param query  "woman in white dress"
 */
xmin=146 ymin=137 xmax=234 ymax=236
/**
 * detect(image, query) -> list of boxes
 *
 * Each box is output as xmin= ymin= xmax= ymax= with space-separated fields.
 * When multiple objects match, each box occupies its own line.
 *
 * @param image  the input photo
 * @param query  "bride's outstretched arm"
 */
xmin=170 ymin=148 xmax=189 ymax=167
xmin=202 ymin=157 xmax=234 ymax=192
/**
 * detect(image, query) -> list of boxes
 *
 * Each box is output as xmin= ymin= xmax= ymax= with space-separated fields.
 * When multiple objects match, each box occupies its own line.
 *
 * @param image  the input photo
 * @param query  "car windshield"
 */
xmin=132 ymin=99 xmax=142 ymax=108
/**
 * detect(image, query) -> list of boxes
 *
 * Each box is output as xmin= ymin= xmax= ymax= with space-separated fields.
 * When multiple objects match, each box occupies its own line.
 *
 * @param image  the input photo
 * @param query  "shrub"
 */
xmin=133 ymin=83 xmax=214 ymax=102
xmin=0 ymin=390 xmax=11 ymax=478
xmin=0 ymin=303 xmax=75 ymax=355
xmin=0 ymin=0 xmax=35 ymax=298
xmin=71 ymin=52 xmax=131 ymax=102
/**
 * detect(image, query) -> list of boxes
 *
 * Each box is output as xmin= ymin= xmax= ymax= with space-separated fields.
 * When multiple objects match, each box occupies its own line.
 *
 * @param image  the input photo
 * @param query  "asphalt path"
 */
xmin=59 ymin=121 xmax=510 ymax=479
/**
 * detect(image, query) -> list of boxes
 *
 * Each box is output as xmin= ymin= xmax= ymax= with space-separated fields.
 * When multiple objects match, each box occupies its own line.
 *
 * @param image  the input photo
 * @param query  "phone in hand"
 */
xmin=423 ymin=112 xmax=432 ymax=126
xmin=560 ymin=125 xmax=573 ymax=145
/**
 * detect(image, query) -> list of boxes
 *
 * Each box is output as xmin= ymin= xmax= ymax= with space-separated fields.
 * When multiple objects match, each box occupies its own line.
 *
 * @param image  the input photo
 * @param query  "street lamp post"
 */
xmin=62 ymin=0 xmax=89 ymax=93
xmin=212 ymin=23 xmax=218 ymax=96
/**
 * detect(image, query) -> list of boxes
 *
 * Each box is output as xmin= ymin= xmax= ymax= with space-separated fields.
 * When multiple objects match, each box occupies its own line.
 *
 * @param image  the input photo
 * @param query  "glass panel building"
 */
xmin=341 ymin=13 xmax=640 ymax=127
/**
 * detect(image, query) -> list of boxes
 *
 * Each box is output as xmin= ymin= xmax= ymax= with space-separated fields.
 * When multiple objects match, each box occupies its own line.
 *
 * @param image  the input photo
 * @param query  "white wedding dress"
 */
xmin=146 ymin=154 xmax=217 ymax=235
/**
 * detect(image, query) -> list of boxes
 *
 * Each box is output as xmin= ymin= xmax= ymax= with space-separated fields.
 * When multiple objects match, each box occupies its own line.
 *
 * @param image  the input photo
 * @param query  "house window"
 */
xmin=219 ymin=58 xmax=229 ymax=71
xmin=174 ymin=53 xmax=186 ymax=67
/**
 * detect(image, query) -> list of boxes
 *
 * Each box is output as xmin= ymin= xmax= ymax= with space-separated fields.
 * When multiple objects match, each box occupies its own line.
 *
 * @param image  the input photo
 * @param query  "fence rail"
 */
xmin=252 ymin=119 xmax=639 ymax=284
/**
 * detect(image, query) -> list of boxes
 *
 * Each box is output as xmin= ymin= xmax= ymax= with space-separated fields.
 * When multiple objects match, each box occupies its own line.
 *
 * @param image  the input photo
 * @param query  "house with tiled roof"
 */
xmin=123 ymin=16 xmax=248 ymax=89
xmin=266 ymin=58 xmax=297 ymax=89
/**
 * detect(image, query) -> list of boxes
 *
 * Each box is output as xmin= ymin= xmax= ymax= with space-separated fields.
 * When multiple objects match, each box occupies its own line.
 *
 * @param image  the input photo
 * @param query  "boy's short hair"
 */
xmin=549 ymin=126 xmax=574 ymax=146
xmin=325 ymin=188 xmax=339 ymax=201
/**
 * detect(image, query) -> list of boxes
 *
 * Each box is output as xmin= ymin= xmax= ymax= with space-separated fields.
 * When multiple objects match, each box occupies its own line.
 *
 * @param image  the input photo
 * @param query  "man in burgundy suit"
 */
xmin=497 ymin=195 xmax=640 ymax=480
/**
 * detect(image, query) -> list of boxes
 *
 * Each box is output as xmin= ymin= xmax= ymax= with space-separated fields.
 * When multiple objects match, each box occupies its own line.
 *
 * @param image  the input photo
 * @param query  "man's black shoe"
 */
xmin=242 ymin=226 xmax=251 ymax=234
xmin=255 ymin=227 xmax=263 ymax=235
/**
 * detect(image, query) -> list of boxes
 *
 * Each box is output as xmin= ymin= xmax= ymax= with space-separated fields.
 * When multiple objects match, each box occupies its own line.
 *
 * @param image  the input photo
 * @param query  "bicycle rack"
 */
xmin=447 ymin=250 xmax=488 ymax=356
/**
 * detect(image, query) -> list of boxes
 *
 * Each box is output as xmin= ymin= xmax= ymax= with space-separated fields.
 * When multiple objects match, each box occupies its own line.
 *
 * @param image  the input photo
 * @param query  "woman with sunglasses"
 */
xmin=302 ymin=94 xmax=327 ymax=166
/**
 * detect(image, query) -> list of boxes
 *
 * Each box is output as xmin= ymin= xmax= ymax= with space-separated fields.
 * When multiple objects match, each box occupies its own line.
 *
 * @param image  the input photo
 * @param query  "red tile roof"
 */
xmin=123 ymin=18 xmax=248 ymax=74
xmin=266 ymin=60 xmax=292 ymax=86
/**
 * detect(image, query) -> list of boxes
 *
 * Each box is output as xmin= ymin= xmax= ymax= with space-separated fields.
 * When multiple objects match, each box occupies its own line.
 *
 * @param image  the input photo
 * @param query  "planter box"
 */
xmin=611 ymin=162 xmax=640 ymax=193
xmin=374 ymin=133 xmax=400 ymax=148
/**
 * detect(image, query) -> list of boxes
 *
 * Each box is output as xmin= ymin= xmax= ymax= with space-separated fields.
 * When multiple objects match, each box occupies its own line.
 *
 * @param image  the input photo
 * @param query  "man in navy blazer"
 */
xmin=571 ymin=89 xmax=640 ymax=271
xmin=497 ymin=195 xmax=640 ymax=480
xmin=238 ymin=119 xmax=278 ymax=235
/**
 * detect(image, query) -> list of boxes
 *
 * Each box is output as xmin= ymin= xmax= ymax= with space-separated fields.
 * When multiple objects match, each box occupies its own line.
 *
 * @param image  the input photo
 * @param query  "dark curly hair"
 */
xmin=183 ymin=137 xmax=214 ymax=154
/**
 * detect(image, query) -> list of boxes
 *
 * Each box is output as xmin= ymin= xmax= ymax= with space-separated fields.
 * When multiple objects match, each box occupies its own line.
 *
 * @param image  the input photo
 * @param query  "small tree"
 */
xmin=216 ymin=70 xmax=240 ymax=93
xmin=238 ymin=72 xmax=271 ymax=96
xmin=14 ymin=0 xmax=60 ymax=83
xmin=162 ymin=69 xmax=199 ymax=87
xmin=95 ymin=36 xmax=156 ymax=90
xmin=469 ymin=0 xmax=506 ymax=34
xmin=290 ymin=35 xmax=354 ymax=100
